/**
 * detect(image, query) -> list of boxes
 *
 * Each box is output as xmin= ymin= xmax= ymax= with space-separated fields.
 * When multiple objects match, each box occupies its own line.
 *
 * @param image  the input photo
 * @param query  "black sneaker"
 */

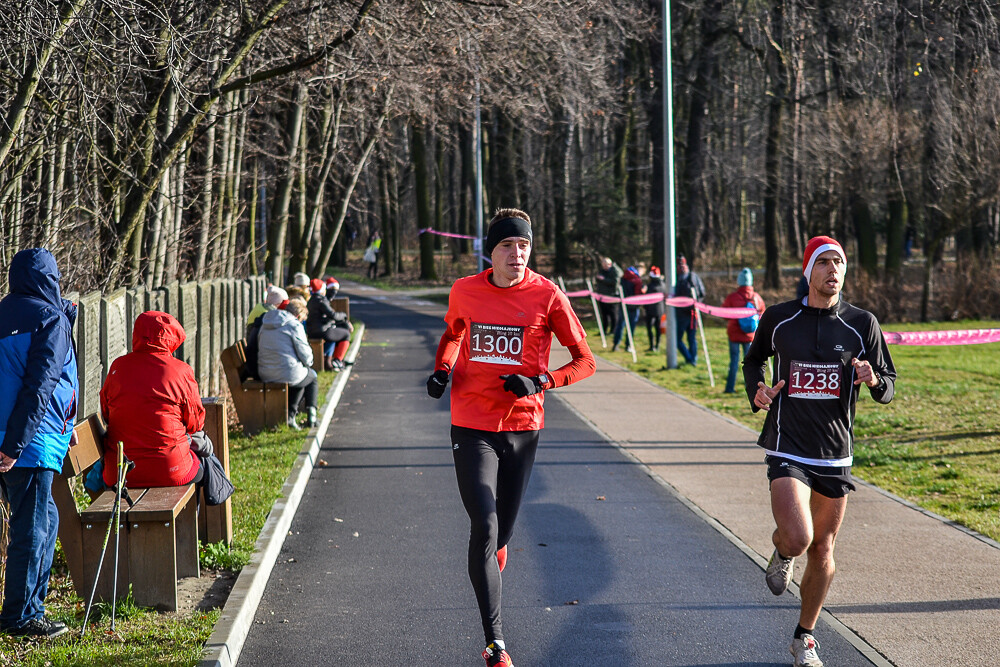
xmin=5 ymin=617 xmax=68 ymax=639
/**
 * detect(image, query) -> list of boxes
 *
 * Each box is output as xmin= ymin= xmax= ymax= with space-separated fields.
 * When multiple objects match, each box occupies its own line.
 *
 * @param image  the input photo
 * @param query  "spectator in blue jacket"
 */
xmin=0 ymin=248 xmax=77 ymax=639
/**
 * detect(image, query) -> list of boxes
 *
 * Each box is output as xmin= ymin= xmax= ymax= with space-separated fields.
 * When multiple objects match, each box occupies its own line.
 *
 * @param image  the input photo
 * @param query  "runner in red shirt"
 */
xmin=427 ymin=208 xmax=595 ymax=667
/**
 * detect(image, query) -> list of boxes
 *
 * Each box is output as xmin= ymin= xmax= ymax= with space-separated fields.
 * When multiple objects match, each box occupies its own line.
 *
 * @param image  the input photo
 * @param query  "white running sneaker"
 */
xmin=789 ymin=634 xmax=823 ymax=667
xmin=765 ymin=548 xmax=794 ymax=595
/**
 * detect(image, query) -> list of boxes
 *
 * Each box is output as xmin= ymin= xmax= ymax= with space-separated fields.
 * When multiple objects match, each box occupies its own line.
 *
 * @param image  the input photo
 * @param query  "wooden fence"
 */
xmin=64 ymin=276 xmax=268 ymax=419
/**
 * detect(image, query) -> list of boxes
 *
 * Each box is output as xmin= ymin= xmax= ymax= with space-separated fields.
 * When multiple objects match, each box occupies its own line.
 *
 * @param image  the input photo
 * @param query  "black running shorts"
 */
xmin=766 ymin=455 xmax=855 ymax=499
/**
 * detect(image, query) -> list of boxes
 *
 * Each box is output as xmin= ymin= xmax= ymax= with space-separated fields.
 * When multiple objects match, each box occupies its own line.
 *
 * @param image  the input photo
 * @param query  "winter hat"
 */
xmin=678 ymin=256 xmax=689 ymax=274
xmin=738 ymin=268 xmax=754 ymax=287
xmin=310 ymin=278 xmax=325 ymax=295
xmin=325 ymin=276 xmax=339 ymax=291
xmin=802 ymin=236 xmax=847 ymax=280
xmin=648 ymin=266 xmax=661 ymax=277
xmin=265 ymin=286 xmax=288 ymax=307
xmin=292 ymin=272 xmax=310 ymax=287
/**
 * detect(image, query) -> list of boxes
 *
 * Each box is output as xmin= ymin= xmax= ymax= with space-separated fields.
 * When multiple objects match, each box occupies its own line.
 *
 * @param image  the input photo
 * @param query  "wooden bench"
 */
xmin=330 ymin=296 xmax=350 ymax=321
xmin=199 ymin=398 xmax=233 ymax=546
xmin=53 ymin=414 xmax=200 ymax=612
xmin=220 ymin=339 xmax=288 ymax=435
xmin=309 ymin=339 xmax=325 ymax=373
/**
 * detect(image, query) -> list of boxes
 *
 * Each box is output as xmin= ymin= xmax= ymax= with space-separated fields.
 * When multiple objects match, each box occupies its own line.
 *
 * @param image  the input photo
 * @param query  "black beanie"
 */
xmin=484 ymin=217 xmax=533 ymax=254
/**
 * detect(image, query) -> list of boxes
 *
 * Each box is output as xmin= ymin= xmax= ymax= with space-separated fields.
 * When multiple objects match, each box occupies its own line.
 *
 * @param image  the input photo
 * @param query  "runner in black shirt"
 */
xmin=743 ymin=236 xmax=896 ymax=667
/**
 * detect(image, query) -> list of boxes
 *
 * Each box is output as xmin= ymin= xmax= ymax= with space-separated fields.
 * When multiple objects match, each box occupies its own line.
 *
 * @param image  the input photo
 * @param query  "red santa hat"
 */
xmin=325 ymin=276 xmax=340 ymax=291
xmin=802 ymin=236 xmax=847 ymax=280
xmin=310 ymin=278 xmax=325 ymax=294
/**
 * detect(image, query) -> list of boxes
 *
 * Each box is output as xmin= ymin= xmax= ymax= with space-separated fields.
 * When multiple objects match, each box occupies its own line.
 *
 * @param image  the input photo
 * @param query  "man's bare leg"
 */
xmin=797 ymin=491 xmax=847 ymax=629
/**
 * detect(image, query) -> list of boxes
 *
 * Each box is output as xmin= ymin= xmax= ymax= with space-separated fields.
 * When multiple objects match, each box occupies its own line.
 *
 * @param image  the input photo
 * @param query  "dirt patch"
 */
xmin=176 ymin=568 xmax=238 ymax=615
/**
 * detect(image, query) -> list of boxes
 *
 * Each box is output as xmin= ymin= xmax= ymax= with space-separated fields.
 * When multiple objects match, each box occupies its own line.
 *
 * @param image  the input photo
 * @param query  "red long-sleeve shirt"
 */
xmin=435 ymin=268 xmax=595 ymax=431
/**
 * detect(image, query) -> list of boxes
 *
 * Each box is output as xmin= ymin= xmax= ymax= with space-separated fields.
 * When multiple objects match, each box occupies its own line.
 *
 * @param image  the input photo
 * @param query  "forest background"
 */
xmin=1 ymin=0 xmax=999 ymax=323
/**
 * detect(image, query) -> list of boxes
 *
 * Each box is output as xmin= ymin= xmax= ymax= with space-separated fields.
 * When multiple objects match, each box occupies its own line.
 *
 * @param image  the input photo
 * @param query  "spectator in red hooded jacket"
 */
xmin=100 ymin=311 xmax=209 ymax=488
xmin=722 ymin=268 xmax=766 ymax=394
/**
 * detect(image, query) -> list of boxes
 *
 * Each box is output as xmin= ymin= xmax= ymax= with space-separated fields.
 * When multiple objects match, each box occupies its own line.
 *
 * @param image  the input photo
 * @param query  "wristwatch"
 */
xmin=538 ymin=373 xmax=550 ymax=389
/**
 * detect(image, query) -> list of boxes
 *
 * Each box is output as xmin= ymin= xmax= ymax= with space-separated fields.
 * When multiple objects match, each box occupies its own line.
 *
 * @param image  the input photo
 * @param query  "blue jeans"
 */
xmin=613 ymin=307 xmax=640 ymax=349
xmin=677 ymin=325 xmax=698 ymax=365
xmin=0 ymin=468 xmax=58 ymax=629
xmin=726 ymin=341 xmax=750 ymax=393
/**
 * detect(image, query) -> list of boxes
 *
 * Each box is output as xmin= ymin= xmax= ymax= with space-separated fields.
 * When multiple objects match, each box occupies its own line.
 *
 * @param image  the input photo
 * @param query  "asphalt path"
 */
xmin=238 ymin=287 xmax=875 ymax=666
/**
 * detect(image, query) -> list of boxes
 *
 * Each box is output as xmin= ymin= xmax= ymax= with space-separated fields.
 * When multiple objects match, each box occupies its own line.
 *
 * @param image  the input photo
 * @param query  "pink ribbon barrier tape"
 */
xmin=418 ymin=228 xmax=478 ymax=240
xmin=563 ymin=288 xmax=999 ymax=343
xmin=882 ymin=328 xmax=1000 ymax=346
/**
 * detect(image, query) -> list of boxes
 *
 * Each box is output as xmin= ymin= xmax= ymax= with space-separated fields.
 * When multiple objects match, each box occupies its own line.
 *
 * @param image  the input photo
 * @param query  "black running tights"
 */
xmin=451 ymin=425 xmax=539 ymax=644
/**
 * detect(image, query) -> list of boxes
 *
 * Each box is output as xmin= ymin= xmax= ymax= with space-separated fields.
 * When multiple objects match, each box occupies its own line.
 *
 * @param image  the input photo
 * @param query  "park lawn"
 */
xmin=0 ymin=371 xmax=339 ymax=666
xmin=586 ymin=316 xmax=1000 ymax=543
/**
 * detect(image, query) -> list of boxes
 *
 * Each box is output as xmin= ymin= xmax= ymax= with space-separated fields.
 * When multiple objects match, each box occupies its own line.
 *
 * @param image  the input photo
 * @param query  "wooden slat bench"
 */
xmin=53 ymin=413 xmax=201 ymax=612
xmin=330 ymin=296 xmax=350 ymax=321
xmin=220 ymin=339 xmax=287 ymax=435
xmin=199 ymin=398 xmax=232 ymax=546
xmin=309 ymin=339 xmax=325 ymax=373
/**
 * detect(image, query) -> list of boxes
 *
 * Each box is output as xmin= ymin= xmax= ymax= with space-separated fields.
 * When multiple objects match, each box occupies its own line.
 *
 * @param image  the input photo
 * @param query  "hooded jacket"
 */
xmin=100 ymin=311 xmax=204 ymax=487
xmin=0 ymin=248 xmax=78 ymax=470
xmin=257 ymin=309 xmax=313 ymax=385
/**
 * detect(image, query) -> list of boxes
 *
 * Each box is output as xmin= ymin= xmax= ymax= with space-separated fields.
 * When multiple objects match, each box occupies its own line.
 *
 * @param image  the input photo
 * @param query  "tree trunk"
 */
xmin=412 ymin=120 xmax=436 ymax=280
xmin=195 ymin=101 xmax=218 ymax=279
xmin=458 ymin=123 xmax=472 ymax=255
xmin=266 ymin=83 xmax=307 ymax=284
xmin=851 ymin=195 xmax=878 ymax=274
xmin=763 ymin=0 xmax=787 ymax=289
xmin=552 ymin=110 xmax=572 ymax=275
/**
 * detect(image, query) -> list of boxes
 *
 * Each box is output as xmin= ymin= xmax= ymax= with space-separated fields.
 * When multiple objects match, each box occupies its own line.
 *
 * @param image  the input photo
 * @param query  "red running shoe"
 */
xmin=482 ymin=642 xmax=513 ymax=667
xmin=497 ymin=545 xmax=508 ymax=573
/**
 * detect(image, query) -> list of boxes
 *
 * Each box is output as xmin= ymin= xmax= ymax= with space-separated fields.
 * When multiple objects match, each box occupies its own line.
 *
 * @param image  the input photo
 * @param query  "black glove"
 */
xmin=500 ymin=374 xmax=544 ymax=398
xmin=426 ymin=370 xmax=450 ymax=399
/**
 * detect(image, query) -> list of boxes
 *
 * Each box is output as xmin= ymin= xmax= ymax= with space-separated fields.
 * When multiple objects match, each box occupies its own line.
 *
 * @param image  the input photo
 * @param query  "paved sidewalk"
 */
xmin=553 ymin=347 xmax=1000 ymax=667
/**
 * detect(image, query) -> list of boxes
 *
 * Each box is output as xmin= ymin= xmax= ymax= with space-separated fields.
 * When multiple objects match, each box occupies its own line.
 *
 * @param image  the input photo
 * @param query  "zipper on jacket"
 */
xmin=61 ymin=388 xmax=76 ymax=435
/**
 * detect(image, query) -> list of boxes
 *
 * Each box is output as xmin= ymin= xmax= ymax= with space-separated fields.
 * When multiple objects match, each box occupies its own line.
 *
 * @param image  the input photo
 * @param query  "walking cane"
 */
xmin=110 ymin=441 xmax=126 ymax=633
xmin=80 ymin=442 xmax=132 ymax=636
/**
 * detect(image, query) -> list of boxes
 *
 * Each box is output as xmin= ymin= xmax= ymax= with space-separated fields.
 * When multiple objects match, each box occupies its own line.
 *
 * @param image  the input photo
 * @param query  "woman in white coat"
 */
xmin=257 ymin=299 xmax=318 ymax=428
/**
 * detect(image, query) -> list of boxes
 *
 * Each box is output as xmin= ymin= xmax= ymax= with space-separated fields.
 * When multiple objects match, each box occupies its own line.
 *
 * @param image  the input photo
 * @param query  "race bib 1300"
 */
xmin=469 ymin=322 xmax=525 ymax=365
xmin=787 ymin=360 xmax=841 ymax=399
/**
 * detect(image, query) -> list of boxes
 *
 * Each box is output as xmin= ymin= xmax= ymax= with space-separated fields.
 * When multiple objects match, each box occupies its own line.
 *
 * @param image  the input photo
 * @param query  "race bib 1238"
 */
xmin=787 ymin=360 xmax=841 ymax=399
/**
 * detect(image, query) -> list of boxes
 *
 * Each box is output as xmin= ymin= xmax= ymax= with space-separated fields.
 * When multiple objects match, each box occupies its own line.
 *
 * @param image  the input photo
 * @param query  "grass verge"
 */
xmin=588 ymin=316 xmax=1000 ymax=542
xmin=0 ymin=370 xmax=339 ymax=666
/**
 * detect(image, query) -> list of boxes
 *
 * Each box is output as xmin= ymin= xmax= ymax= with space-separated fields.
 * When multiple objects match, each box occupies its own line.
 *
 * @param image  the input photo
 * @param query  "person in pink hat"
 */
xmin=742 ymin=236 xmax=897 ymax=667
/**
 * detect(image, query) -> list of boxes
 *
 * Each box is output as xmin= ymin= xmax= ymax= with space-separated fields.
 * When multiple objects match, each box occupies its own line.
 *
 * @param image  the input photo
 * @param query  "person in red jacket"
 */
xmin=100 ymin=311 xmax=208 ymax=488
xmin=722 ymin=268 xmax=766 ymax=394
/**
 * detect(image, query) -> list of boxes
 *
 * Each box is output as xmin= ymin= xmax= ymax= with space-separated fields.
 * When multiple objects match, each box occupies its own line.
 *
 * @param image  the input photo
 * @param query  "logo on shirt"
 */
xmin=834 ymin=344 xmax=845 ymax=352
xmin=452 ymin=443 xmax=460 ymax=451
xmin=468 ymin=322 xmax=525 ymax=365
